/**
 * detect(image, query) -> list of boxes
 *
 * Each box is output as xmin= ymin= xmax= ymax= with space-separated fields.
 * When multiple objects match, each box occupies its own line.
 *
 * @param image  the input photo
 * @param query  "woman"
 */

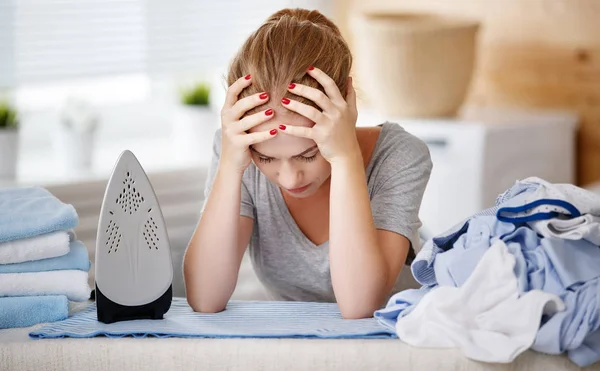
xmin=183 ymin=8 xmax=432 ymax=319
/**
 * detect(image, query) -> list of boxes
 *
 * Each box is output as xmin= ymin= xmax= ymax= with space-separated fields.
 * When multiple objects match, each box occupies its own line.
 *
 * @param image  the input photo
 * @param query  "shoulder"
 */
xmin=370 ymin=122 xmax=432 ymax=174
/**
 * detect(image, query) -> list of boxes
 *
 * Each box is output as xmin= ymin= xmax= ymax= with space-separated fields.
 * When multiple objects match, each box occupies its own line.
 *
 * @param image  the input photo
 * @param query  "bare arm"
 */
xmin=278 ymin=69 xmax=408 ymax=318
xmin=183 ymin=73 xmax=277 ymax=313
xmin=280 ymin=67 xmax=429 ymax=319
xmin=183 ymin=166 xmax=254 ymax=313
xmin=329 ymin=153 xmax=408 ymax=319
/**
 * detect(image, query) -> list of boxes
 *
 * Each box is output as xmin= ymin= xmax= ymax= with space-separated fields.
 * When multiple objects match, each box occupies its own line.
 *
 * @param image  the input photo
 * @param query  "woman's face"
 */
xmin=248 ymin=110 xmax=331 ymax=198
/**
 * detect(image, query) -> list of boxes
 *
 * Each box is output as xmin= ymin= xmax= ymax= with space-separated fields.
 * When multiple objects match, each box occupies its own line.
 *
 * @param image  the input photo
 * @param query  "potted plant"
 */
xmin=181 ymin=82 xmax=211 ymax=107
xmin=0 ymin=100 xmax=19 ymax=179
xmin=172 ymin=81 xmax=219 ymax=164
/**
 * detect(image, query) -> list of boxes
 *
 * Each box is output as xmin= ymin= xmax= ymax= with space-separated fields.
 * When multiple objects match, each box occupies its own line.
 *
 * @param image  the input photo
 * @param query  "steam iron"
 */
xmin=95 ymin=150 xmax=173 ymax=324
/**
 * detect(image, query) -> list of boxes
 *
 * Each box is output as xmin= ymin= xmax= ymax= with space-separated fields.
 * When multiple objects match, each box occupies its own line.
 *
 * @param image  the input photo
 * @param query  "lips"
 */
xmin=287 ymin=184 xmax=310 ymax=193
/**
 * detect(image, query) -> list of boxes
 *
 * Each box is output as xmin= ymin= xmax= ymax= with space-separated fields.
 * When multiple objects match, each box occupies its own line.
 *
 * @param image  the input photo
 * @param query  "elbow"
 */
xmin=184 ymin=280 xmax=228 ymax=314
xmin=184 ymin=275 xmax=227 ymax=314
xmin=335 ymin=275 xmax=389 ymax=320
xmin=186 ymin=296 xmax=226 ymax=314
xmin=339 ymin=305 xmax=376 ymax=320
xmin=337 ymin=299 xmax=379 ymax=319
xmin=194 ymin=303 xmax=226 ymax=314
xmin=336 ymin=285 xmax=388 ymax=320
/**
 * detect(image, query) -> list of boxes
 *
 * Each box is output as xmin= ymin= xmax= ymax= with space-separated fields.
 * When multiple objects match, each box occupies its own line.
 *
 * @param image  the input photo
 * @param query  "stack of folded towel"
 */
xmin=0 ymin=187 xmax=92 ymax=329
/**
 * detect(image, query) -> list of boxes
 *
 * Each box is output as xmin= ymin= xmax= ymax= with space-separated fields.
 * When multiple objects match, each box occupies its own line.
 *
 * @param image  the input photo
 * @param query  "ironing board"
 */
xmin=0 ymin=324 xmax=597 ymax=371
xmin=3 ymin=178 xmax=600 ymax=370
xmin=0 ymin=299 xmax=598 ymax=371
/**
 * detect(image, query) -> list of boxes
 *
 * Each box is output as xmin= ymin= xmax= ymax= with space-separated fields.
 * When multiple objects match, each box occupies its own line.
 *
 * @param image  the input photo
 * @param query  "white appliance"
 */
xmin=357 ymin=106 xmax=578 ymax=238
xmin=95 ymin=150 xmax=173 ymax=323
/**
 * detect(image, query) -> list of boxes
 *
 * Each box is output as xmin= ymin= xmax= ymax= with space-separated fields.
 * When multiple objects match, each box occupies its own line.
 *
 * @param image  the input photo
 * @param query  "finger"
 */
xmin=287 ymin=83 xmax=334 ymax=112
xmin=237 ymin=108 xmax=275 ymax=132
xmin=242 ymin=129 xmax=278 ymax=146
xmin=224 ymin=74 xmax=252 ymax=109
xmin=279 ymin=124 xmax=315 ymax=140
xmin=229 ymin=91 xmax=269 ymax=120
xmin=281 ymin=97 xmax=323 ymax=123
xmin=307 ymin=66 xmax=344 ymax=104
xmin=345 ymin=76 xmax=357 ymax=112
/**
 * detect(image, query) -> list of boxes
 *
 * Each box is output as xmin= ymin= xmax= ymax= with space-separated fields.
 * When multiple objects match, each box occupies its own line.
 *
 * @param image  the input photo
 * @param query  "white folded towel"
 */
xmin=0 ymin=231 xmax=72 ymax=264
xmin=0 ymin=270 xmax=91 ymax=302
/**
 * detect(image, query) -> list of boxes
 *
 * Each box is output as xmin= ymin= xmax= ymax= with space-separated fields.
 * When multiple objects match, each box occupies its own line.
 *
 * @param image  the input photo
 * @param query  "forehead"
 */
xmin=250 ymin=111 xmax=316 ymax=158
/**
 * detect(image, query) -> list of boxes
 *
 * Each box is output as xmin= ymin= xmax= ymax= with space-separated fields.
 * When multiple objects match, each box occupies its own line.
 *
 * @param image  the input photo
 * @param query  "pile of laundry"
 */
xmin=0 ymin=187 xmax=92 ymax=329
xmin=376 ymin=177 xmax=600 ymax=367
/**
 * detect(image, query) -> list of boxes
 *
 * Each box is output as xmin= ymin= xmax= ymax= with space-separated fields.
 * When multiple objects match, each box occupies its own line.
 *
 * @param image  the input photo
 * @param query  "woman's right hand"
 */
xmin=219 ymin=74 xmax=277 ymax=174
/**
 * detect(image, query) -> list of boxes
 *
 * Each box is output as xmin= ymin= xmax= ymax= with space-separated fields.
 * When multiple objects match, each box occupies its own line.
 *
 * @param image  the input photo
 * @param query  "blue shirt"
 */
xmin=377 ymin=178 xmax=600 ymax=367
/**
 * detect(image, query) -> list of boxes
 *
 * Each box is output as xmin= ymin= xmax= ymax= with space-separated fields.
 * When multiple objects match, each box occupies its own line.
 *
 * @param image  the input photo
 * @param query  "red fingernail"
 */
xmin=288 ymin=83 xmax=296 ymax=89
xmin=245 ymin=74 xmax=251 ymax=80
xmin=281 ymin=98 xmax=290 ymax=105
xmin=308 ymin=66 xmax=314 ymax=71
xmin=279 ymin=124 xmax=286 ymax=130
xmin=265 ymin=109 xmax=273 ymax=116
xmin=259 ymin=92 xmax=268 ymax=99
xmin=270 ymin=129 xmax=277 ymax=135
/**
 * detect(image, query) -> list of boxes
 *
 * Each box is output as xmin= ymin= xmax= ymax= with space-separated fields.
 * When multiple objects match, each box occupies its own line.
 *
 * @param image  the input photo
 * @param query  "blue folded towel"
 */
xmin=30 ymin=298 xmax=396 ymax=339
xmin=0 ymin=240 xmax=90 ymax=273
xmin=0 ymin=187 xmax=78 ymax=244
xmin=0 ymin=295 xmax=69 ymax=329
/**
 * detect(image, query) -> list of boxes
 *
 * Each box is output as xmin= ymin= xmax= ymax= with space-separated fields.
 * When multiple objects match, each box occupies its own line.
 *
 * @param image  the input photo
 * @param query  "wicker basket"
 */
xmin=352 ymin=12 xmax=480 ymax=118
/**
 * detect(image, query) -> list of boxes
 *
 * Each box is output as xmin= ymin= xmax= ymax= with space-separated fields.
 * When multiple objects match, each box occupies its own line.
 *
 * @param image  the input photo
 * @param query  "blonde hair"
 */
xmin=227 ymin=8 xmax=352 ymax=116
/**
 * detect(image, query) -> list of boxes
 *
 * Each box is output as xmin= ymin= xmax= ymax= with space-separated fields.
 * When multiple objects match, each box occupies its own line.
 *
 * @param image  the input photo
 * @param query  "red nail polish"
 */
xmin=308 ymin=66 xmax=314 ymax=71
xmin=259 ymin=92 xmax=268 ymax=99
xmin=270 ymin=129 xmax=277 ymax=135
xmin=265 ymin=108 xmax=273 ymax=116
xmin=281 ymin=98 xmax=290 ymax=105
xmin=288 ymin=83 xmax=296 ymax=89
xmin=245 ymin=74 xmax=251 ymax=80
xmin=279 ymin=124 xmax=286 ymax=130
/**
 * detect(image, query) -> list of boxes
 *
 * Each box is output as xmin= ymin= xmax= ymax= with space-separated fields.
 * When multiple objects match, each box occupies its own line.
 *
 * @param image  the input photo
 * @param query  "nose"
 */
xmin=277 ymin=162 xmax=303 ymax=190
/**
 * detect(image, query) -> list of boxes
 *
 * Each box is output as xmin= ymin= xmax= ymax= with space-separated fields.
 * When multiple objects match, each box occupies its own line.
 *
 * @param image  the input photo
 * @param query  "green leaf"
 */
xmin=0 ymin=101 xmax=18 ymax=129
xmin=180 ymin=82 xmax=211 ymax=106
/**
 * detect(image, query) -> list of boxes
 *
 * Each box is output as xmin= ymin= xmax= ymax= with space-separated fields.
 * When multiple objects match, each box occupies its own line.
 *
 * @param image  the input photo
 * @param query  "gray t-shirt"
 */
xmin=202 ymin=122 xmax=432 ymax=302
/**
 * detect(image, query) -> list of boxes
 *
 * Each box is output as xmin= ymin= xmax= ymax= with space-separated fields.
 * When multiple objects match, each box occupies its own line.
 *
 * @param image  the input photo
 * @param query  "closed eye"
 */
xmin=296 ymin=153 xmax=318 ymax=163
xmin=252 ymin=147 xmax=319 ymax=164
xmin=258 ymin=156 xmax=274 ymax=164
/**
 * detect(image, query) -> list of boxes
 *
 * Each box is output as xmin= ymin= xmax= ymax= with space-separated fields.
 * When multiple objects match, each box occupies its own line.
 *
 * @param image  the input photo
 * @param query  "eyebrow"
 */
xmin=250 ymin=145 xmax=318 ymax=158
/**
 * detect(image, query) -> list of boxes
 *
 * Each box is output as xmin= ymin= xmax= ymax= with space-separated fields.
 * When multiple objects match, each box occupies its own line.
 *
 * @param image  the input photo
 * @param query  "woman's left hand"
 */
xmin=280 ymin=67 xmax=360 ymax=164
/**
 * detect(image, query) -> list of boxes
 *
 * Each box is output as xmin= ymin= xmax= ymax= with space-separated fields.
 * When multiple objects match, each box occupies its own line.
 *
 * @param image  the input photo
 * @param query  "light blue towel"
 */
xmin=0 ymin=187 xmax=78 ymax=244
xmin=29 ymin=298 xmax=396 ymax=339
xmin=0 ymin=240 xmax=90 ymax=273
xmin=0 ymin=295 xmax=69 ymax=329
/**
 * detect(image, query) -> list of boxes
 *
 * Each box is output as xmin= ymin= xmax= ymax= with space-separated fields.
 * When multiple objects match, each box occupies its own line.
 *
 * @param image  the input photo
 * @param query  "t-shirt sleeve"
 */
xmin=370 ymin=126 xmax=433 ymax=256
xmin=200 ymin=128 xmax=255 ymax=219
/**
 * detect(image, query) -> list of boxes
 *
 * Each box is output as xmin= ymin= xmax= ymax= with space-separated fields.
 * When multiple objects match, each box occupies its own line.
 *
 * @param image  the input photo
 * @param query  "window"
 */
xmin=0 ymin=0 xmax=16 ymax=89
xmin=1 ymin=0 xmax=333 ymax=110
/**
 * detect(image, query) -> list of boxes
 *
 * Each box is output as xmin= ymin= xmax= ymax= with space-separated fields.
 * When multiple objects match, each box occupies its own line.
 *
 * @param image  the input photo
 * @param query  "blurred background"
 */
xmin=0 ymin=0 xmax=599 ymax=298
